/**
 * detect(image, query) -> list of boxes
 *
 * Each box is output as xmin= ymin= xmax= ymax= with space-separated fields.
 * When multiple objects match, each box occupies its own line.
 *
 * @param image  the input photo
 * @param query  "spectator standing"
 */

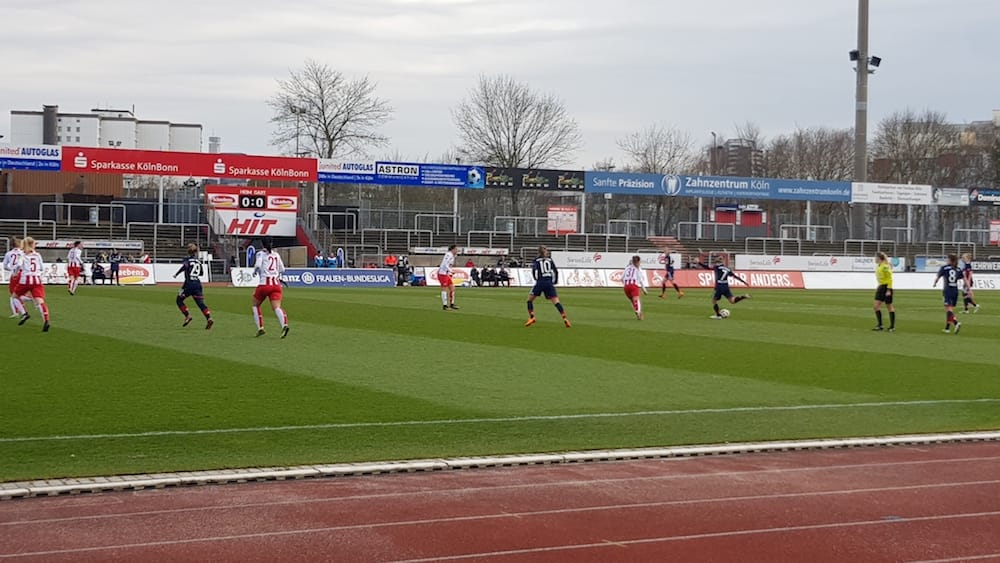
xmin=108 ymin=248 xmax=123 ymax=286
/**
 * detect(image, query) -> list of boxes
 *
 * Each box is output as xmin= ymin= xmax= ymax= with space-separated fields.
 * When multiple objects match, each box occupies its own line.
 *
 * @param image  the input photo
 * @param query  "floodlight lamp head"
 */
xmin=869 ymin=56 xmax=882 ymax=67
xmin=849 ymin=49 xmax=860 ymax=61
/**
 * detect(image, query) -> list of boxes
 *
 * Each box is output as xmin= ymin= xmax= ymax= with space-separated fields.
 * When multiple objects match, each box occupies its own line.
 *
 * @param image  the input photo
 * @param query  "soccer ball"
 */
xmin=719 ymin=309 xmax=731 ymax=318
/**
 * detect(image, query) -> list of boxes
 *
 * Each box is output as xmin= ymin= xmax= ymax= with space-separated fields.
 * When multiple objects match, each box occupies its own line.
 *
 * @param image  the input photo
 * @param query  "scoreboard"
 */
xmin=205 ymin=186 xmax=299 ymax=237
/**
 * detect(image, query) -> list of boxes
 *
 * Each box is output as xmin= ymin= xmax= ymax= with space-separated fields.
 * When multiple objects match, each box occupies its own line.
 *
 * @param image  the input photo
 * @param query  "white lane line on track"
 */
xmin=910 ymin=554 xmax=1000 ymax=563
xmin=4 ymin=459 xmax=1000 ymax=527
xmin=4 ymin=508 xmax=1000 ymax=559
xmin=2 ymin=398 xmax=998 ymax=443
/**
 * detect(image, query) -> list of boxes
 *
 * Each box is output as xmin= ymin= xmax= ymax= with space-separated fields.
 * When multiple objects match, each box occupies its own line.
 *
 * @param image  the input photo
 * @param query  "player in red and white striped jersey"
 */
xmin=67 ymin=240 xmax=84 ymax=295
xmin=622 ymin=255 xmax=648 ymax=320
xmin=15 ymin=237 xmax=50 ymax=332
xmin=438 ymin=244 xmax=459 ymax=310
xmin=252 ymin=240 xmax=290 ymax=338
xmin=3 ymin=237 xmax=27 ymax=318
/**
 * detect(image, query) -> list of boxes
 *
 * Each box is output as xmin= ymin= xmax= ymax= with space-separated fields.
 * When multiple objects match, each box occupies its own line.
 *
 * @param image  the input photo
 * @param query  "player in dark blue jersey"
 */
xmin=173 ymin=243 xmax=214 ymax=329
xmin=932 ymin=253 xmax=962 ymax=334
xmin=696 ymin=256 xmax=751 ymax=319
xmin=960 ymin=253 xmax=980 ymax=314
xmin=658 ymin=252 xmax=684 ymax=299
xmin=525 ymin=246 xmax=571 ymax=328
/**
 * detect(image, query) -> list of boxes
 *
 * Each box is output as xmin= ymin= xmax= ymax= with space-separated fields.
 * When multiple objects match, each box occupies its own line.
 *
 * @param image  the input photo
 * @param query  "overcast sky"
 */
xmin=3 ymin=0 xmax=998 ymax=168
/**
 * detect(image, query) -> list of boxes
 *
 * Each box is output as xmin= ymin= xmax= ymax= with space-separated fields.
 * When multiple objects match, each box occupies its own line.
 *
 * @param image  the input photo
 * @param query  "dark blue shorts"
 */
xmin=713 ymin=285 xmax=733 ymax=301
xmin=665 ymin=267 xmax=675 ymax=281
xmin=531 ymin=282 xmax=557 ymax=299
xmin=943 ymin=289 xmax=959 ymax=307
xmin=179 ymin=282 xmax=204 ymax=299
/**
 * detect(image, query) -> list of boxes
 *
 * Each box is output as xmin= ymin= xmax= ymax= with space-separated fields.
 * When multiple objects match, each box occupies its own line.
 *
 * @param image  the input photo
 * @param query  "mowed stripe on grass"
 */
xmin=2 ymin=286 xmax=998 ymax=481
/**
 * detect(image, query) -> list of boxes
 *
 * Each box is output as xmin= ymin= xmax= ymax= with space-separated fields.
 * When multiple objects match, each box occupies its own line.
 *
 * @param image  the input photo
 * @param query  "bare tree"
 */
xmin=871 ymin=109 xmax=956 ymax=185
xmin=452 ymin=75 xmax=583 ymax=216
xmin=268 ymin=60 xmax=393 ymax=159
xmin=615 ymin=124 xmax=696 ymax=235
xmin=761 ymin=126 xmax=855 ymax=237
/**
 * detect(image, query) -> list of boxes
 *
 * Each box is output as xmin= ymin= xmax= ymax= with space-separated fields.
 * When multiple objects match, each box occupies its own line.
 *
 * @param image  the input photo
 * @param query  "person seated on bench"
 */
xmin=91 ymin=262 xmax=108 ymax=285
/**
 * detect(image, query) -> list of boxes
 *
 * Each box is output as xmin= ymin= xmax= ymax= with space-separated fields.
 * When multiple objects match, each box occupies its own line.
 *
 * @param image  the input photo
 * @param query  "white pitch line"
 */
xmin=2 ymin=398 xmax=997 ymax=443
xmin=390 ymin=511 xmax=1000 ymax=563
xmin=3 ymin=476 xmax=999 ymax=528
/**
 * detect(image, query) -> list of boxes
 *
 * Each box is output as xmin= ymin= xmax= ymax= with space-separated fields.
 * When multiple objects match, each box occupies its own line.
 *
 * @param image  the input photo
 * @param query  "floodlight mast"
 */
xmin=851 ymin=0 xmax=870 ymax=239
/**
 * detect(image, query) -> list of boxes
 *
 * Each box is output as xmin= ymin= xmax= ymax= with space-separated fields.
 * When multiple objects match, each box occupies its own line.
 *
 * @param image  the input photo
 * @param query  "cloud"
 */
xmin=2 ymin=0 xmax=998 ymax=168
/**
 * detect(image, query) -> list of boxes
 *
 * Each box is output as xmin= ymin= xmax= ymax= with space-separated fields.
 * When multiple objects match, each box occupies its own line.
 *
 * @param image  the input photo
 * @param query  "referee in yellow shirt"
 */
xmin=873 ymin=252 xmax=895 ymax=331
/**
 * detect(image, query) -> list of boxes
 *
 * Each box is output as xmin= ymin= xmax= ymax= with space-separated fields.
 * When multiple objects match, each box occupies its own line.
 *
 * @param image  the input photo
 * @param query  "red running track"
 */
xmin=2 ymin=442 xmax=1000 ymax=562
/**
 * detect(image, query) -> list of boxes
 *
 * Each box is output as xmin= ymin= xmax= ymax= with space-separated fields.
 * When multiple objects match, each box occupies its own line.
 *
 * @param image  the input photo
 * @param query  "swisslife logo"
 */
xmin=592 ymin=253 xmax=602 ymax=263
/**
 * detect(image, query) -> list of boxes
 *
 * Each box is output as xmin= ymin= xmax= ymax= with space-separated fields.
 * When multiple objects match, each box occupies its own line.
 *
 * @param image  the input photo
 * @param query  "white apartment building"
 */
xmin=9 ymin=107 xmax=203 ymax=152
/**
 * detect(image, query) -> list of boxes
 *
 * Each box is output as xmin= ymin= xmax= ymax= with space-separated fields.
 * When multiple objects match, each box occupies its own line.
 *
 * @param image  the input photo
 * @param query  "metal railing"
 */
xmin=493 ymin=216 xmax=547 ymax=236
xmin=308 ymin=211 xmax=358 ymax=233
xmin=925 ymin=241 xmax=976 ymax=259
xmin=0 ymin=219 xmax=57 ymax=239
xmin=676 ymin=222 xmax=736 ymax=241
xmin=414 ymin=213 xmax=459 ymax=233
xmin=360 ymin=229 xmax=434 ymax=251
xmin=125 ymin=222 xmax=211 ymax=261
xmin=607 ymin=219 xmax=648 ymax=238
xmin=952 ymin=228 xmax=992 ymax=245
xmin=779 ymin=224 xmax=834 ymax=242
xmin=562 ymin=233 xmax=631 ymax=252
xmin=744 ymin=237 xmax=802 ymax=255
xmin=880 ymin=227 xmax=914 ymax=243
xmin=843 ymin=239 xmax=897 ymax=257
xmin=39 ymin=202 xmax=127 ymax=226
xmin=465 ymin=230 xmax=515 ymax=250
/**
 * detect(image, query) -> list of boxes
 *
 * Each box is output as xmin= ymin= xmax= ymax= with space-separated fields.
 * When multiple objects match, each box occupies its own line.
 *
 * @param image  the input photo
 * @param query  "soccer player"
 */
xmin=67 ymin=240 xmax=84 ymax=295
xmin=960 ymin=253 xmax=980 ymax=314
xmin=173 ymin=243 xmax=214 ymax=330
xmin=658 ymin=252 xmax=684 ymax=299
xmin=872 ymin=251 xmax=895 ymax=332
xmin=525 ymin=245 xmax=570 ymax=328
xmin=438 ymin=244 xmax=460 ymax=310
xmin=252 ymin=240 xmax=289 ymax=338
xmin=622 ymin=255 xmax=648 ymax=320
xmin=15 ymin=237 xmax=50 ymax=332
xmin=697 ymin=256 xmax=750 ymax=319
xmin=933 ymin=253 xmax=963 ymax=334
xmin=3 ymin=237 xmax=27 ymax=319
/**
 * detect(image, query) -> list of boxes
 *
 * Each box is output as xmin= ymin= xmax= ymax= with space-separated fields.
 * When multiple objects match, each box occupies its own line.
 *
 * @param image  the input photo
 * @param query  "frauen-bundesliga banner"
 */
xmin=62 ymin=146 xmax=317 ymax=182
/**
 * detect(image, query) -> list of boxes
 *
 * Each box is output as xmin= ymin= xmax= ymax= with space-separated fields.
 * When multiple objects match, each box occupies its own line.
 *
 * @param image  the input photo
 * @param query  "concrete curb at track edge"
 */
xmin=3 ymin=430 xmax=999 ymax=500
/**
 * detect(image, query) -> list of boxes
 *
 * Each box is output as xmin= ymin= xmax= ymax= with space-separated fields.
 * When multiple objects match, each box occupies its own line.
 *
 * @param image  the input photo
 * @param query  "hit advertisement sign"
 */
xmin=205 ymin=186 xmax=299 ymax=237
xmin=62 ymin=147 xmax=317 ymax=182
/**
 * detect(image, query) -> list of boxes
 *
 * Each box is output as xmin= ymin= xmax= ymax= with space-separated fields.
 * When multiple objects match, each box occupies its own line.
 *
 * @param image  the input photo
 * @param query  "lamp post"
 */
xmin=290 ymin=106 xmax=306 ymax=157
xmin=850 ymin=0 xmax=881 ymax=239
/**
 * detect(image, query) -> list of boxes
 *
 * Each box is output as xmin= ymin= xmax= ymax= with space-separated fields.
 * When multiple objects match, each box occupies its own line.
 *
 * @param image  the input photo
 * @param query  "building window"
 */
xmin=76 ymin=127 xmax=80 ymax=132
xmin=57 ymin=136 xmax=61 ymax=142
xmin=75 ymin=136 xmax=81 ymax=142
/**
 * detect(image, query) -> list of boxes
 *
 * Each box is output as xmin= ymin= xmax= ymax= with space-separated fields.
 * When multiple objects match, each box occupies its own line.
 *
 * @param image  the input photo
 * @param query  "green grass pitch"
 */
xmin=2 ymin=285 xmax=998 ymax=482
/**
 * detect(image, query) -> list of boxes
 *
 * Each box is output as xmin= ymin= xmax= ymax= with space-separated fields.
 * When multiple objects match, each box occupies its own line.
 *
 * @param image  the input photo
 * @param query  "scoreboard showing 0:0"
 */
xmin=239 ymin=195 xmax=267 ymax=209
